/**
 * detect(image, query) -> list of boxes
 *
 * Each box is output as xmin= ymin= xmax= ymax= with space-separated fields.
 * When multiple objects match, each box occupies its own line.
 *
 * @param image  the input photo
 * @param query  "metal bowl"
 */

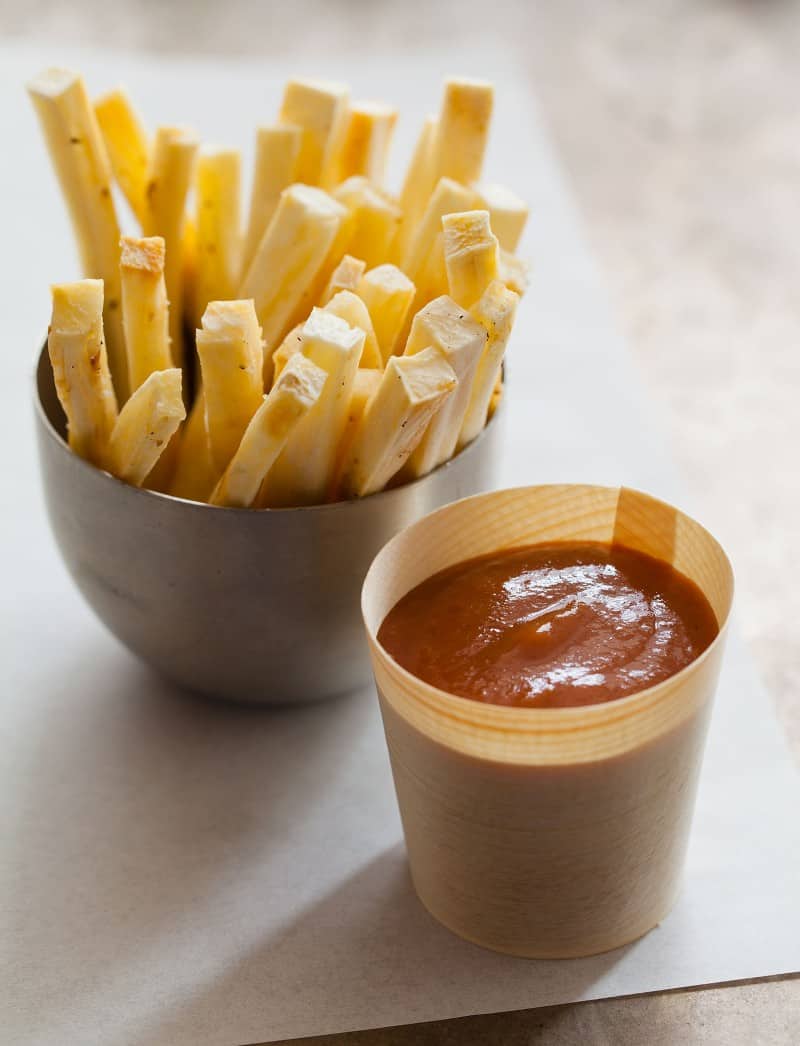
xmin=34 ymin=345 xmax=502 ymax=704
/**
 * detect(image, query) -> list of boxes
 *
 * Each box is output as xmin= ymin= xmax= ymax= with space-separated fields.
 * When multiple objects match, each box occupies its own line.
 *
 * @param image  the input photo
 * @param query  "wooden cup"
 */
xmin=362 ymin=485 xmax=734 ymax=957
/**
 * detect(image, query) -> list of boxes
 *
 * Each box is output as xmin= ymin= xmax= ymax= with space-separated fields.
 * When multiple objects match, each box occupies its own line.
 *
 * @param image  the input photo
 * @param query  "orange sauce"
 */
xmin=378 ymin=542 xmax=719 ymax=708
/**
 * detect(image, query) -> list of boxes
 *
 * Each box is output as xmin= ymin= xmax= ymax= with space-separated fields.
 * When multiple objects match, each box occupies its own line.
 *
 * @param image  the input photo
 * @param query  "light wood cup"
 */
xmin=362 ymin=485 xmax=734 ymax=957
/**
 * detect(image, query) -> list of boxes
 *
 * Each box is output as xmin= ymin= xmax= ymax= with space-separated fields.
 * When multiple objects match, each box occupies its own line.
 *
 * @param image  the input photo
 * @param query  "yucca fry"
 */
xmin=489 ymin=371 xmax=504 ymax=416
xmin=142 ymin=434 xmax=180 ymax=494
xmin=134 ymin=232 xmax=181 ymax=489
xmin=278 ymin=271 xmax=381 ymax=389
xmin=239 ymin=184 xmax=348 ymax=382
xmin=169 ymin=390 xmax=218 ymax=502
xmin=329 ymin=367 xmax=381 ymax=497
xmin=210 ymin=354 xmax=327 ymax=508
xmin=143 ymin=126 xmax=199 ymax=365
xmin=279 ymin=78 xmax=350 ymax=185
xmin=411 ymin=232 xmax=448 ymax=307
xmin=48 ymin=278 xmax=118 ymax=466
xmin=106 ymin=369 xmax=185 ymax=486
xmin=303 ymin=206 xmax=358 ymax=315
xmin=196 ymin=300 xmax=264 ymax=474
xmin=119 ymin=235 xmax=171 ymax=392
xmin=93 ymin=87 xmax=150 ymax=225
xmin=394 ymin=77 xmax=491 ymax=238
xmin=260 ymin=308 xmax=364 ymax=507
xmin=432 ymin=78 xmax=494 ymax=187
xmin=181 ymin=218 xmax=198 ymax=338
xmin=194 ymin=147 xmax=242 ymax=324
xmin=29 ymin=68 xmax=128 ymax=400
xmin=442 ymin=210 xmax=499 ymax=308
xmin=323 ymin=290 xmax=381 ymax=368
xmin=240 ymin=125 xmax=301 ymax=281
xmin=333 ymin=177 xmax=402 ymax=268
xmin=319 ymin=254 xmax=366 ymax=305
xmin=341 ymin=348 xmax=456 ymax=498
xmin=402 ymin=206 xmax=483 ymax=343
xmin=458 ymin=279 xmax=518 ymax=448
xmin=499 ymin=249 xmax=531 ymax=296
xmin=400 ymin=295 xmax=486 ymax=479
xmin=400 ymin=114 xmax=436 ymax=210
xmin=271 ymin=323 xmax=305 ymax=383
xmin=324 ymin=102 xmax=398 ymax=186
xmin=402 ymin=176 xmax=479 ymax=280
xmin=476 ymin=183 xmax=528 ymax=252
xmin=356 ymin=264 xmax=415 ymax=362
xmin=395 ymin=114 xmax=436 ymax=261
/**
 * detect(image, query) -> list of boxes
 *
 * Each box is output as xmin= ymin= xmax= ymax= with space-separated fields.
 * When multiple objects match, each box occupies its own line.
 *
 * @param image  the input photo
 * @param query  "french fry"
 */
xmin=395 ymin=76 xmax=493 ymax=264
xmin=196 ymin=300 xmax=264 ymax=474
xmin=142 ymin=434 xmax=180 ymax=494
xmin=210 ymin=354 xmax=327 ymax=508
xmin=442 ymin=210 xmax=499 ymax=308
xmin=143 ymin=126 xmax=199 ymax=366
xmin=279 ymin=78 xmax=350 ymax=185
xmin=271 ymin=323 xmax=305 ymax=383
xmin=329 ymin=367 xmax=382 ymax=496
xmin=395 ymin=114 xmax=436 ymax=261
xmin=106 ymin=368 xmax=185 ymax=486
xmin=93 ymin=87 xmax=150 ymax=225
xmin=411 ymin=232 xmax=449 ymax=308
xmin=319 ymin=254 xmax=366 ymax=306
xmin=238 ymin=184 xmax=348 ymax=381
xmin=400 ymin=295 xmax=486 ymax=479
xmin=341 ymin=348 xmax=457 ymax=498
xmin=29 ymin=68 xmax=128 ymax=400
xmin=169 ymin=390 xmax=218 ymax=502
xmin=399 ymin=179 xmax=482 ymax=342
xmin=323 ymin=102 xmax=397 ymax=187
xmin=499 ymin=249 xmax=531 ymax=296
xmin=194 ymin=147 xmax=241 ymax=324
xmin=303 ymin=206 xmax=358 ymax=315
xmin=323 ymin=290 xmax=381 ymax=368
xmin=47 ymin=279 xmax=118 ymax=466
xmin=240 ymin=124 xmax=301 ymax=281
xmin=275 ymin=271 xmax=380 ymax=388
xmin=181 ymin=217 xmax=198 ymax=339
xmin=431 ymin=78 xmax=494 ymax=187
xmin=458 ymin=280 xmax=518 ymax=448
xmin=489 ymin=371 xmax=503 ymax=416
xmin=356 ymin=264 xmax=415 ymax=363
xmin=333 ymin=177 xmax=402 ymax=268
xmin=119 ymin=235 xmax=171 ymax=392
xmin=402 ymin=176 xmax=479 ymax=280
xmin=260 ymin=308 xmax=364 ymax=507
xmin=475 ymin=183 xmax=528 ymax=252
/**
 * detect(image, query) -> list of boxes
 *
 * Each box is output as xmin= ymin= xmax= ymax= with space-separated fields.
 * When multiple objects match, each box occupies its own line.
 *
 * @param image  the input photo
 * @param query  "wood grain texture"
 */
xmin=363 ymin=484 xmax=734 ymax=956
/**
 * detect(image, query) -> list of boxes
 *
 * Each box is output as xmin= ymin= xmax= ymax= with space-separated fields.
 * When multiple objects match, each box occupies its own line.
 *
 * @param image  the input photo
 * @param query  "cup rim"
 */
xmin=34 ymin=340 xmax=503 ymax=517
xmin=362 ymin=483 xmax=735 ymax=762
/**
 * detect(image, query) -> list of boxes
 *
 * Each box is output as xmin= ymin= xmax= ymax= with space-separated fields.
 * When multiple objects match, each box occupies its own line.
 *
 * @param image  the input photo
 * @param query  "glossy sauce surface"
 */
xmin=377 ymin=542 xmax=719 ymax=708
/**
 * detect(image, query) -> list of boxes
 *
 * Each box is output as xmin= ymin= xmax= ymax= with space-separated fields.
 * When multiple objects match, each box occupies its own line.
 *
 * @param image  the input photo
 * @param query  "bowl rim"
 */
xmin=34 ymin=340 xmax=504 ymax=516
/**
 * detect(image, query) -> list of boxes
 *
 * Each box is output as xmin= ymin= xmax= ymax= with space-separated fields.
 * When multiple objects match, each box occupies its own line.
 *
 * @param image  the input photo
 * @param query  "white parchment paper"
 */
xmin=1 ymin=42 xmax=798 ymax=1046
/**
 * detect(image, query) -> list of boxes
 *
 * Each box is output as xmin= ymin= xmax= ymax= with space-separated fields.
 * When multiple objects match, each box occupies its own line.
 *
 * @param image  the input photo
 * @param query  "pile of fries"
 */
xmin=30 ymin=69 xmax=529 ymax=508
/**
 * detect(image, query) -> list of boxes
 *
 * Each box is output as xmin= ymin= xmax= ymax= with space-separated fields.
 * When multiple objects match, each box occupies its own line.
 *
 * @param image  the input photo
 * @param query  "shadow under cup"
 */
xmin=362 ymin=484 xmax=734 ymax=958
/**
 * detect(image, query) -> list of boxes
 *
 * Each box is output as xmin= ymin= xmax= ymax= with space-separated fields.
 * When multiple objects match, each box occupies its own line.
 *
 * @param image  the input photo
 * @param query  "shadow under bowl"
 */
xmin=34 ymin=345 xmax=503 ymax=704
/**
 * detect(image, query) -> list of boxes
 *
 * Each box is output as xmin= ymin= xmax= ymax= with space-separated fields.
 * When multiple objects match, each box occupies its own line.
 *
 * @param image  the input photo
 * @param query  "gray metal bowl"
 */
xmin=34 ymin=346 xmax=502 ymax=704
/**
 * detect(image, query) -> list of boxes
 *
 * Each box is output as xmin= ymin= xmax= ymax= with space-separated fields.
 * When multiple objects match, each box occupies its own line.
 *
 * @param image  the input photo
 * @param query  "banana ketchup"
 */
xmin=377 ymin=541 xmax=719 ymax=709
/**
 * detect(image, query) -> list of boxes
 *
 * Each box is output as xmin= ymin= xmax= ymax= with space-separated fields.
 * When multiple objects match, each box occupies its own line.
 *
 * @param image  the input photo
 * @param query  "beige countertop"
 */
xmin=5 ymin=1 xmax=798 ymax=1041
